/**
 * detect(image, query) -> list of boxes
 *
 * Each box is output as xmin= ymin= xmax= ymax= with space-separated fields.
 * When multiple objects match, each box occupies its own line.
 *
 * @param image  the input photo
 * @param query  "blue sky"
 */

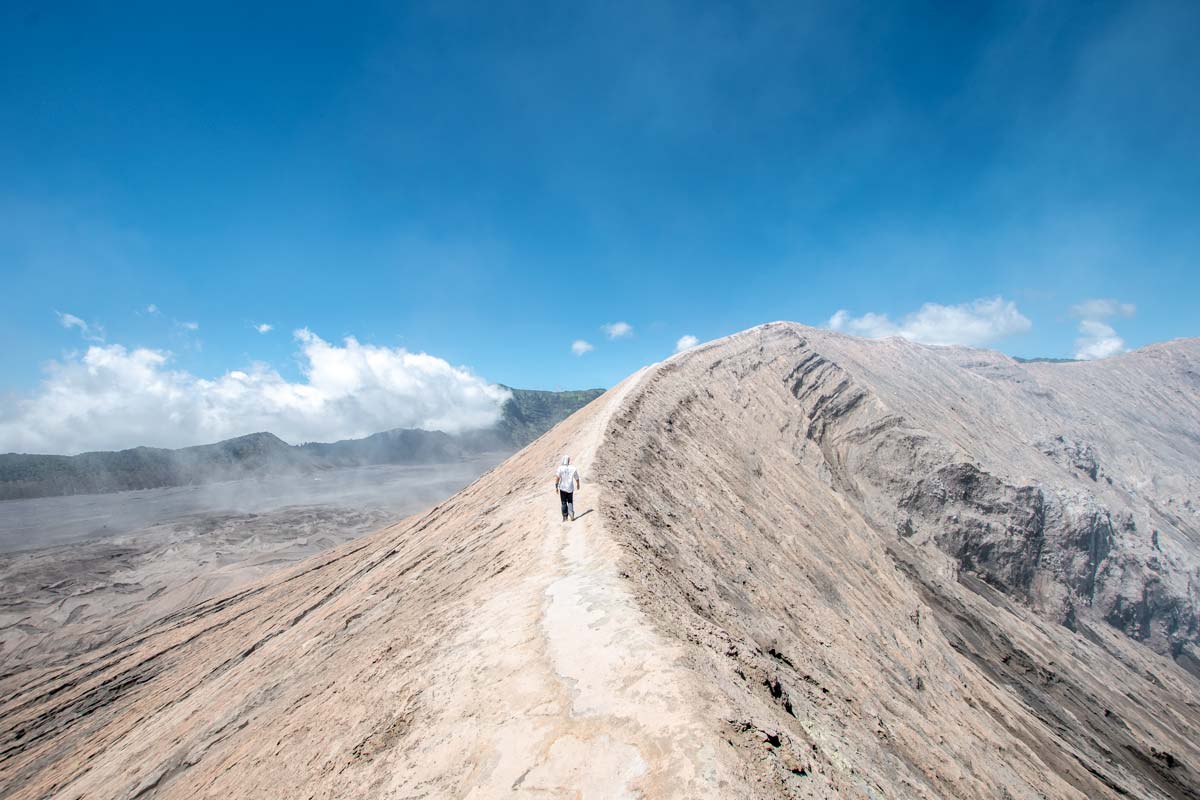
xmin=2 ymin=1 xmax=1198 ymax=452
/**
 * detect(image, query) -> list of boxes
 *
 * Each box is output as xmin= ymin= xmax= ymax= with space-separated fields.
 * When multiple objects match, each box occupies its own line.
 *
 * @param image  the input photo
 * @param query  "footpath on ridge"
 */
xmin=385 ymin=366 xmax=747 ymax=797
xmin=0 ymin=363 xmax=749 ymax=800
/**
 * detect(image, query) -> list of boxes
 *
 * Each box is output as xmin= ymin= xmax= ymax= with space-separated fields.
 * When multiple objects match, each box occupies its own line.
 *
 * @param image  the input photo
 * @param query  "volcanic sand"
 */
xmin=3 ymin=322 xmax=1200 ymax=799
xmin=0 ymin=366 xmax=750 ymax=798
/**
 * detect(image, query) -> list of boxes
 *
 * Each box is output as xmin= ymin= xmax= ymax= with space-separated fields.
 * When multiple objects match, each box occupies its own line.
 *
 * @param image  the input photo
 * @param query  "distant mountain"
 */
xmin=297 ymin=428 xmax=464 ymax=466
xmin=0 ymin=433 xmax=307 ymax=501
xmin=0 ymin=387 xmax=604 ymax=501
xmin=487 ymin=386 xmax=608 ymax=449
xmin=299 ymin=387 xmax=606 ymax=465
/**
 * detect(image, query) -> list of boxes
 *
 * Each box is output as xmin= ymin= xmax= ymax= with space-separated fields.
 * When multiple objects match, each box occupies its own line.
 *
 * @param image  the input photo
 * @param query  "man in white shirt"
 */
xmin=555 ymin=456 xmax=580 ymax=521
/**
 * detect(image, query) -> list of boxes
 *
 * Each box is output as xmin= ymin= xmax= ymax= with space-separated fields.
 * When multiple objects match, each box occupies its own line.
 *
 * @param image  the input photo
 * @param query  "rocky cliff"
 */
xmin=599 ymin=323 xmax=1200 ymax=797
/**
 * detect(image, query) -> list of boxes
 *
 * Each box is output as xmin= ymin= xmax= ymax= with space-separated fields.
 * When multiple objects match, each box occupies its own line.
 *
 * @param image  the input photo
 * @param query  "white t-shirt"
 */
xmin=556 ymin=464 xmax=579 ymax=493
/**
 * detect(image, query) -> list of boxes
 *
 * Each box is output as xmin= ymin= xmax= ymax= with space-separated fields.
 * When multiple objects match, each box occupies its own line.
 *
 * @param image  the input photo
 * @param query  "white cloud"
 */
xmin=146 ymin=304 xmax=160 ymax=315
xmin=571 ymin=339 xmax=594 ymax=356
xmin=254 ymin=323 xmax=273 ymax=334
xmin=602 ymin=321 xmax=634 ymax=339
xmin=56 ymin=311 xmax=105 ymax=342
xmin=177 ymin=320 xmax=200 ymax=331
xmin=827 ymin=310 xmax=850 ymax=331
xmin=828 ymin=310 xmax=897 ymax=339
xmin=675 ymin=334 xmax=699 ymax=352
xmin=826 ymin=297 xmax=1031 ymax=347
xmin=1070 ymin=298 xmax=1135 ymax=319
xmin=1071 ymin=298 xmax=1134 ymax=359
xmin=57 ymin=311 xmax=87 ymax=331
xmin=1074 ymin=319 xmax=1126 ymax=360
xmin=0 ymin=330 xmax=511 ymax=454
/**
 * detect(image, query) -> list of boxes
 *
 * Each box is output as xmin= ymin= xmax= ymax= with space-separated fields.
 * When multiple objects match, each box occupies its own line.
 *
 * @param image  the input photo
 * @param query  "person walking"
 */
xmin=555 ymin=455 xmax=580 ymax=521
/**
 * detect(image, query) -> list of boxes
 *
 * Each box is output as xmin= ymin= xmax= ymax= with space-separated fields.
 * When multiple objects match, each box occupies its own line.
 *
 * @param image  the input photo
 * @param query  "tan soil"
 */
xmin=1 ymin=322 xmax=1198 ymax=799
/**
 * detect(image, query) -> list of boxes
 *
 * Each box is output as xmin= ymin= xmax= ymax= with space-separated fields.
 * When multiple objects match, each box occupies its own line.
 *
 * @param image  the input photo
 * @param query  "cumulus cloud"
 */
xmin=571 ymin=339 xmax=594 ymax=356
xmin=1074 ymin=319 xmax=1126 ymax=360
xmin=1071 ymin=297 xmax=1134 ymax=359
xmin=675 ymin=335 xmax=699 ymax=352
xmin=254 ymin=323 xmax=273 ymax=334
xmin=56 ymin=311 xmax=105 ymax=342
xmin=826 ymin=297 xmax=1031 ymax=347
xmin=0 ymin=330 xmax=511 ymax=454
xmin=602 ymin=321 xmax=633 ymax=339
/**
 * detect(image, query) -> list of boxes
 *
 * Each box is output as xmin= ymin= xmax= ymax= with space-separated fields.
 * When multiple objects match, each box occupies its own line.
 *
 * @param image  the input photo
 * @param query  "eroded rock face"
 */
xmin=1039 ymin=434 xmax=1104 ymax=482
xmin=599 ymin=323 xmax=1200 ymax=798
xmin=773 ymin=325 xmax=1200 ymax=672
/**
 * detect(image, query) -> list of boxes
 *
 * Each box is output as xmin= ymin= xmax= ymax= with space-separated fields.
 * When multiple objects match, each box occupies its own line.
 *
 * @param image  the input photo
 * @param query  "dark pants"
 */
xmin=559 ymin=490 xmax=574 ymax=519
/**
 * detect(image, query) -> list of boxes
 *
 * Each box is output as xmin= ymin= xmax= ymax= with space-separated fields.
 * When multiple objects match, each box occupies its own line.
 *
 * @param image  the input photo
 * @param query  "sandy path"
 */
xmin=389 ymin=368 xmax=743 ymax=798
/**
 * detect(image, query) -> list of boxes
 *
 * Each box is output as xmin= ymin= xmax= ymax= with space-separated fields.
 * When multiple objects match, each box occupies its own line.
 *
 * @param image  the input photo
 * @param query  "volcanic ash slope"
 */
xmin=0 ymin=369 xmax=749 ymax=799
xmin=2 ymin=322 xmax=1199 ymax=799
xmin=597 ymin=323 xmax=1200 ymax=799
